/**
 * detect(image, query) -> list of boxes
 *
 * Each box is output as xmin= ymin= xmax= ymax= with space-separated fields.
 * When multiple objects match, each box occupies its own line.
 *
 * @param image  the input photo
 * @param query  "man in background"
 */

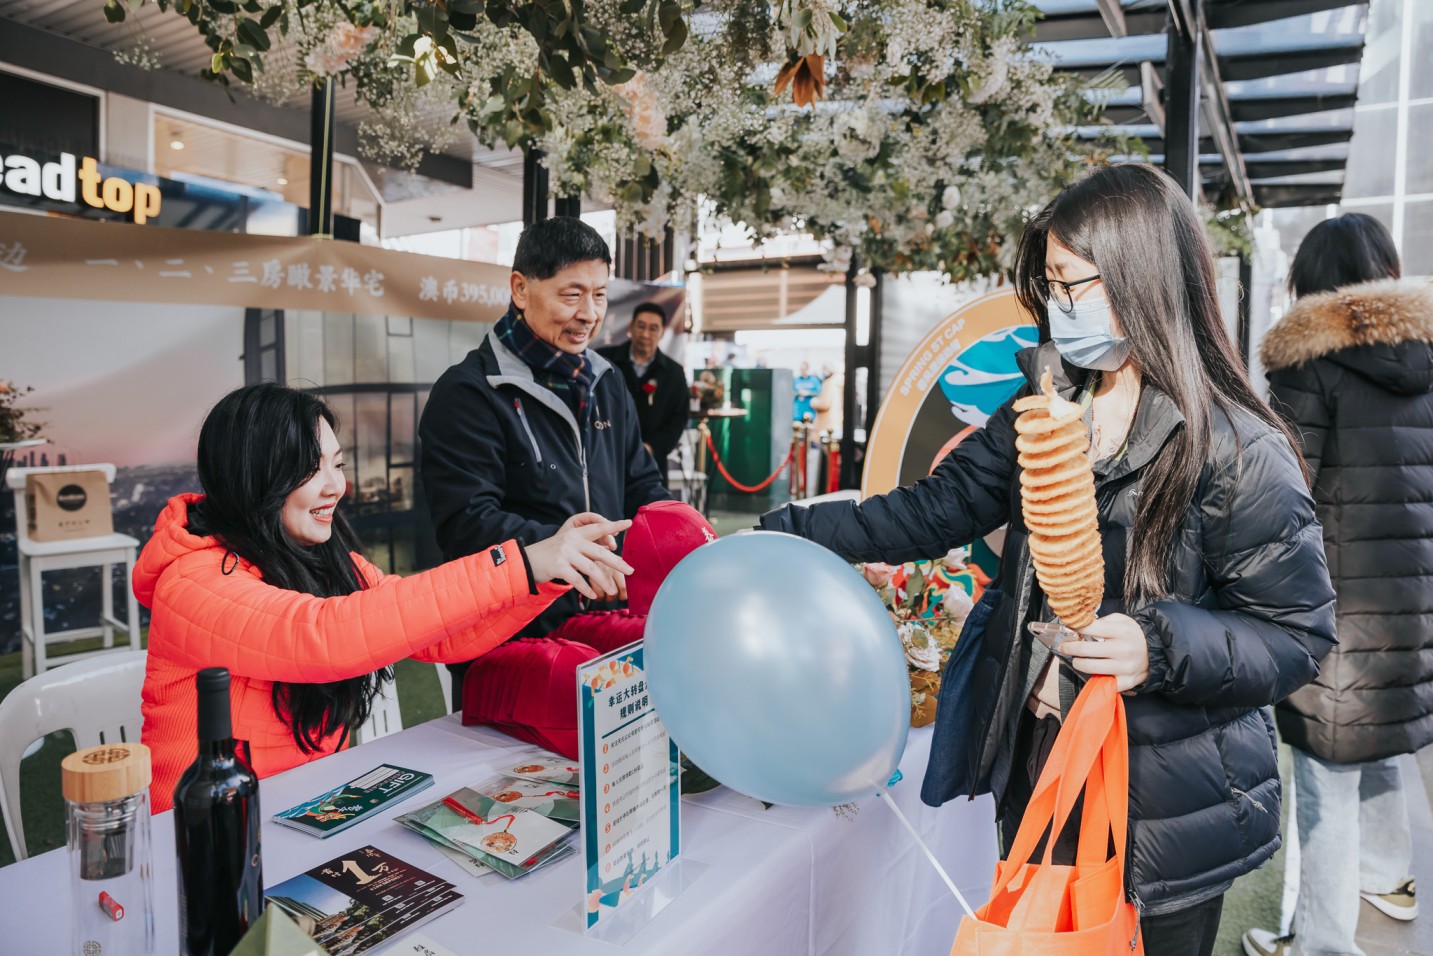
xmin=598 ymin=303 xmax=689 ymax=487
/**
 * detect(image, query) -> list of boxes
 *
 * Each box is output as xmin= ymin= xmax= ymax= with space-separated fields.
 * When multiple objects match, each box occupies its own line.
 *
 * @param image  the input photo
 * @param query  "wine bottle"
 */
xmin=174 ymin=667 xmax=263 ymax=956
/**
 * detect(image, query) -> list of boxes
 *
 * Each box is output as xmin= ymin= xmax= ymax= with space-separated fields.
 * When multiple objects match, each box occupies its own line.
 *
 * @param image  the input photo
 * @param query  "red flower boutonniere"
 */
xmin=642 ymin=379 xmax=657 ymax=406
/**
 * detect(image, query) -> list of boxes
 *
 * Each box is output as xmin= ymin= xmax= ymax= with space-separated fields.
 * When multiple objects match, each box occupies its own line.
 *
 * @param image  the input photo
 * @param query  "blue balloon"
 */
xmin=644 ymin=532 xmax=910 ymax=806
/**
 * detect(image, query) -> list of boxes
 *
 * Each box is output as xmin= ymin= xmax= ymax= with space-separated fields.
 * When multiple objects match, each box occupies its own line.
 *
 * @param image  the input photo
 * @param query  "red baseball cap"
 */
xmin=623 ymin=500 xmax=717 ymax=614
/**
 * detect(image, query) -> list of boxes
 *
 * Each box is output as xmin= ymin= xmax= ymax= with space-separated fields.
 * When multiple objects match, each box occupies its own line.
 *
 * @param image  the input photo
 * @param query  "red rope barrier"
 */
xmin=703 ymin=430 xmax=795 ymax=493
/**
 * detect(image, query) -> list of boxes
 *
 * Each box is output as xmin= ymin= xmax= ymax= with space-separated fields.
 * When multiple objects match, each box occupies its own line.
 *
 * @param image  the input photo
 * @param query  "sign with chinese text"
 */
xmin=577 ymin=642 xmax=680 ymax=933
xmin=0 ymin=209 xmax=509 ymax=323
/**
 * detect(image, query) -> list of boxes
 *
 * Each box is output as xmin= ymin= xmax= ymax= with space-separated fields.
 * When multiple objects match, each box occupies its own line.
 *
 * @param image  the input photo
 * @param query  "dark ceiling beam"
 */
xmin=1031 ymin=9 xmax=1168 ymax=43
xmin=0 ymin=17 xmax=471 ymax=189
xmin=1229 ymin=92 xmax=1359 ymax=120
xmin=1242 ymin=158 xmax=1348 ymax=177
xmin=1253 ymin=183 xmax=1344 ymax=207
xmin=1238 ymin=128 xmax=1354 ymax=152
xmin=1218 ymin=44 xmax=1364 ymax=82
xmin=1207 ymin=0 xmax=1370 ymax=31
xmin=1031 ymin=0 xmax=1367 ymax=42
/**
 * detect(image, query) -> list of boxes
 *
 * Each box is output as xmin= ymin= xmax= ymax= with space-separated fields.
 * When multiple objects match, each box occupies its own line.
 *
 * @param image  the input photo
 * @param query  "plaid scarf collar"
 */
xmin=495 ymin=307 xmax=597 ymax=418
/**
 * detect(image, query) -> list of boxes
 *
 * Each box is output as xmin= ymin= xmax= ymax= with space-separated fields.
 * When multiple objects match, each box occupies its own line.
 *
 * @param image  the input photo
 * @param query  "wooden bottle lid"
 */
xmin=62 ymin=743 xmax=152 ymax=804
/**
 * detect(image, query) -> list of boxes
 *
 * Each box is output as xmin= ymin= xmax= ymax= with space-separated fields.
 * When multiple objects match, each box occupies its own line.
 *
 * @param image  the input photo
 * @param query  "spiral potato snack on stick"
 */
xmin=1013 ymin=368 xmax=1104 ymax=630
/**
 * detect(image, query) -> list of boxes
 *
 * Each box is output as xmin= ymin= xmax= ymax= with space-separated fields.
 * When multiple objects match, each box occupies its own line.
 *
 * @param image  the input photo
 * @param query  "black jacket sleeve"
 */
xmin=617 ymin=384 xmax=671 ymax=518
xmin=418 ymin=371 xmax=561 ymax=560
xmin=1266 ymin=361 xmax=1335 ymax=489
xmin=647 ymin=359 xmax=689 ymax=465
xmin=758 ymin=395 xmax=1021 ymax=563
xmin=1133 ymin=429 xmax=1336 ymax=707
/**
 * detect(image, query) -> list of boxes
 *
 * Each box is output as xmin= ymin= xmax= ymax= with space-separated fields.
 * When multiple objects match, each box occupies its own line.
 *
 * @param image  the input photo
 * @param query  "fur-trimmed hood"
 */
xmin=1262 ymin=279 xmax=1433 ymax=395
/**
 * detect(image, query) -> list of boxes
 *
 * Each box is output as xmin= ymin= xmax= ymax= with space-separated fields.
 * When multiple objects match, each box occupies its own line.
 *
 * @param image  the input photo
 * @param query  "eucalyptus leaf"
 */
xmin=259 ymin=5 xmax=282 ymax=29
xmin=658 ymin=0 xmax=680 ymax=32
xmin=661 ymin=17 xmax=687 ymax=56
xmin=230 ymin=57 xmax=254 ymax=83
xmin=102 ymin=0 xmax=126 ymax=23
xmin=549 ymin=54 xmax=576 ymax=89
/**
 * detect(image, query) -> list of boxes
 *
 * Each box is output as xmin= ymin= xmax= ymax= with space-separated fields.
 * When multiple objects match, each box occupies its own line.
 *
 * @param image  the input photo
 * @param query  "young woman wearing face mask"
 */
xmin=136 ymin=383 xmax=633 ymax=811
xmin=760 ymin=163 xmax=1336 ymax=956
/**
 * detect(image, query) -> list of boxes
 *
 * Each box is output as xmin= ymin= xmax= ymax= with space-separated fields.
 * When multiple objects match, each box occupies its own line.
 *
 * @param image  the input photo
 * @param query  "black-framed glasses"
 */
xmin=1033 ymin=274 xmax=1101 ymax=314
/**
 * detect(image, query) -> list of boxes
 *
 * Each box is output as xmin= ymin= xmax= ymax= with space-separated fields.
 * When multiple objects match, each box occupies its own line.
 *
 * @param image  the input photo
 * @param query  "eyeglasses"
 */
xmin=1033 ymin=274 xmax=1101 ymax=314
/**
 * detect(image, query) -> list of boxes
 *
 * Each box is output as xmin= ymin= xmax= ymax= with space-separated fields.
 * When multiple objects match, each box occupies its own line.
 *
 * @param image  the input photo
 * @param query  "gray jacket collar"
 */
xmin=485 ymin=329 xmax=612 ymax=437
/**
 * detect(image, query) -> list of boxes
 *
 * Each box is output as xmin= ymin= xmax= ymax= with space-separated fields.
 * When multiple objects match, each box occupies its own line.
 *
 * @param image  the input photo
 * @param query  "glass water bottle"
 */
xmin=64 ymin=741 xmax=156 ymax=956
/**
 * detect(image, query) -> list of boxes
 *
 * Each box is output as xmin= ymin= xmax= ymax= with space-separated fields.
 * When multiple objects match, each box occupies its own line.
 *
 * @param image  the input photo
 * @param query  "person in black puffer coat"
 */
xmin=761 ymin=164 xmax=1336 ymax=956
xmin=1244 ymin=215 xmax=1433 ymax=956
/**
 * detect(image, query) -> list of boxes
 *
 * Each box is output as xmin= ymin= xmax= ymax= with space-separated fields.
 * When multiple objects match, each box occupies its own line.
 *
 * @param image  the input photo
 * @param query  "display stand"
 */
xmin=552 ymin=857 xmax=710 ymax=945
xmin=559 ymin=641 xmax=691 ymax=945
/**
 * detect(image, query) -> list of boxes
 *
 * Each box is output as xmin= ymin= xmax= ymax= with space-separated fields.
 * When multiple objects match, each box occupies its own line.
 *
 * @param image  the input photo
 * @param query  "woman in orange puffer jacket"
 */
xmin=137 ymin=383 xmax=632 ymax=811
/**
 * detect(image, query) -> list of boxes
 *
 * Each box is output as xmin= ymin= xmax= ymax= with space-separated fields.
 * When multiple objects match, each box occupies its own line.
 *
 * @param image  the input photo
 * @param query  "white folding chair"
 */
xmin=6 ymin=465 xmax=142 ymax=678
xmin=434 ymin=663 xmax=453 ymax=715
xmin=352 ymin=681 xmax=402 ymax=745
xmin=0 ymin=650 xmax=147 ymax=860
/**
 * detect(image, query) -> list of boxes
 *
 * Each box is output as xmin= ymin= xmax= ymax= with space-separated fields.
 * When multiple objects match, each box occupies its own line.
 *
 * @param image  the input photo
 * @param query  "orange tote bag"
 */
xmin=951 ymin=676 xmax=1143 ymax=956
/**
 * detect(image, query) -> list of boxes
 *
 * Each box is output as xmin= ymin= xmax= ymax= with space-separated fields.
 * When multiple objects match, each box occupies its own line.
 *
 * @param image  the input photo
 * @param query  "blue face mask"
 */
xmin=1046 ymin=294 xmax=1130 ymax=371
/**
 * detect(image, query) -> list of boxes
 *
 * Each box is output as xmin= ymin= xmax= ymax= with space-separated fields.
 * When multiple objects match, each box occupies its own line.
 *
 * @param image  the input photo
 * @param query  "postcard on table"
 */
xmin=273 ymin=764 xmax=433 ymax=838
xmin=466 ymin=774 xmax=581 ymax=823
xmin=396 ymin=798 xmax=575 ymax=879
xmin=500 ymin=750 xmax=581 ymax=788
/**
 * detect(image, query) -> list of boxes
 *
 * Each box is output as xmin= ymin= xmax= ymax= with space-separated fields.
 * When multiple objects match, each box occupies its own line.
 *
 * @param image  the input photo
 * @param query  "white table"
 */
xmin=0 ymin=718 xmax=997 ymax=954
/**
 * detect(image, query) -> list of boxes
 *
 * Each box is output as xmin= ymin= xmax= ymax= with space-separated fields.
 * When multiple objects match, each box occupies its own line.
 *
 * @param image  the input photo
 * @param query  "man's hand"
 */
xmin=1060 ymin=613 xmax=1150 ymax=692
xmin=527 ymin=514 xmax=633 ymax=600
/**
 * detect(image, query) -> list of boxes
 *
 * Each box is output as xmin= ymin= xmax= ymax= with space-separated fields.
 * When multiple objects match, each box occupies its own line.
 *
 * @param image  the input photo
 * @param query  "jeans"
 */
xmin=1290 ymin=748 xmax=1413 ymax=956
xmin=1419 ymin=744 xmax=1433 ymax=814
xmin=1142 ymin=894 xmax=1224 ymax=956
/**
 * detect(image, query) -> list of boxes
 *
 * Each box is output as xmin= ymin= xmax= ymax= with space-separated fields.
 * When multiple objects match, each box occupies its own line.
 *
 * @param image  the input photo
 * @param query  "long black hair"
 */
xmin=192 ymin=383 xmax=391 ymax=753
xmin=1014 ymin=163 xmax=1307 ymax=605
xmin=1288 ymin=212 xmax=1401 ymax=298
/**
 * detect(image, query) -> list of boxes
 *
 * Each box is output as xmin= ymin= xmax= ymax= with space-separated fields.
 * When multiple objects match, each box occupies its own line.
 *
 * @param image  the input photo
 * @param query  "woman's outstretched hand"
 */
xmin=526 ymin=514 xmax=634 ymax=601
xmin=1061 ymin=613 xmax=1150 ymax=692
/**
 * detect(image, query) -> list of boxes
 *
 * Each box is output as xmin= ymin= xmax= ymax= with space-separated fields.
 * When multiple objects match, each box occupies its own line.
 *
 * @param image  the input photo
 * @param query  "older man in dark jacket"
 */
xmin=420 ymin=217 xmax=669 ymax=740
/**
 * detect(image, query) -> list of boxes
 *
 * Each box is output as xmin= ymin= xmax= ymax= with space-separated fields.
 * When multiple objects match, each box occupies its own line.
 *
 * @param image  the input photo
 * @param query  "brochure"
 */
xmin=462 ymin=775 xmax=581 ymax=823
xmin=273 ymin=764 xmax=434 ymax=838
xmin=394 ymin=798 xmax=576 ymax=879
xmin=442 ymin=788 xmax=577 ymax=866
xmin=264 ymin=845 xmax=462 ymax=955
xmin=500 ymin=750 xmax=581 ymax=788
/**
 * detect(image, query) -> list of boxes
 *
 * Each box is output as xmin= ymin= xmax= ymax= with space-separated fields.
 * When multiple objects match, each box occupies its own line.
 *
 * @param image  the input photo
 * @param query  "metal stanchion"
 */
xmin=695 ymin=419 xmax=711 ymax=516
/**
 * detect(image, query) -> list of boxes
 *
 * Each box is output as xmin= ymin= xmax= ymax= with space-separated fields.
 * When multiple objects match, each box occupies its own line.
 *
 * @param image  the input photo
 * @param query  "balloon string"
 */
xmin=878 ymin=791 xmax=977 ymax=920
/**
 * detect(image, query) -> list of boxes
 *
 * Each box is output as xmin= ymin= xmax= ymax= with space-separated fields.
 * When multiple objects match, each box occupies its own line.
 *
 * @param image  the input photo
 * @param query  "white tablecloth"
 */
xmin=0 ymin=718 xmax=996 ymax=955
